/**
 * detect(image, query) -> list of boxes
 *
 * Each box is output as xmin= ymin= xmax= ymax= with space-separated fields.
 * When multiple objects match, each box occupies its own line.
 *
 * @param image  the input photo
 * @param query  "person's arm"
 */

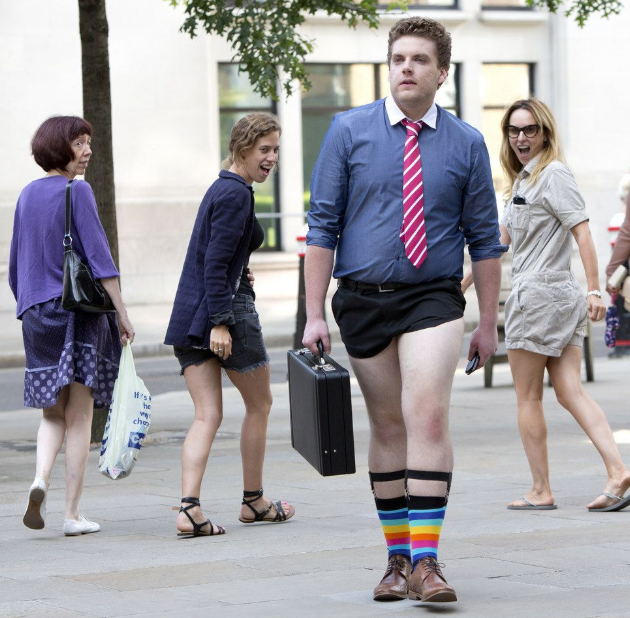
xmin=302 ymin=115 xmax=348 ymax=355
xmin=571 ymin=221 xmax=606 ymax=322
xmin=468 ymin=258 xmax=501 ymax=366
xmin=461 ymin=224 xmax=511 ymax=294
xmin=606 ymin=191 xmax=630 ymax=289
xmin=302 ymin=246 xmax=335 ymax=355
xmin=100 ymin=277 xmax=135 ymax=344
xmin=460 ymin=138 xmax=506 ymax=367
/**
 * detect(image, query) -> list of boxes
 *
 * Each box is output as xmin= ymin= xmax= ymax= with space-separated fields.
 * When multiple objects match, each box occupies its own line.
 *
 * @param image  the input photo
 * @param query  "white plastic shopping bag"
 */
xmin=99 ymin=344 xmax=152 ymax=480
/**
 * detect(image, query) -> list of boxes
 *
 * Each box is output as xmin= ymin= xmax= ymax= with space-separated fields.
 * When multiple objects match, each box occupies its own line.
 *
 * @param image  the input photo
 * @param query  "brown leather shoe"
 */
xmin=373 ymin=554 xmax=411 ymax=601
xmin=408 ymin=556 xmax=457 ymax=602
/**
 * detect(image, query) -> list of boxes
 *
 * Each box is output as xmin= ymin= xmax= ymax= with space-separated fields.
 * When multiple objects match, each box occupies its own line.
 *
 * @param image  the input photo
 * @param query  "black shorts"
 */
xmin=173 ymin=294 xmax=269 ymax=374
xmin=331 ymin=278 xmax=465 ymax=359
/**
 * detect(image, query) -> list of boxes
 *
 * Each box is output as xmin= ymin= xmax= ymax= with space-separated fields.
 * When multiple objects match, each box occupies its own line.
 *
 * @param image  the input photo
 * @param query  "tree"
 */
xmin=169 ymin=0 xmax=624 ymax=100
xmin=529 ymin=0 xmax=623 ymax=26
xmin=169 ymin=0 xmax=382 ymax=100
xmin=78 ymin=0 xmax=117 ymax=441
xmin=78 ymin=0 xmax=119 ymax=268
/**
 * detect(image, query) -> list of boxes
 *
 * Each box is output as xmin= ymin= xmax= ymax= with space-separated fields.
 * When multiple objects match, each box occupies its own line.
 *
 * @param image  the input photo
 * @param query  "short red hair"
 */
xmin=31 ymin=116 xmax=94 ymax=172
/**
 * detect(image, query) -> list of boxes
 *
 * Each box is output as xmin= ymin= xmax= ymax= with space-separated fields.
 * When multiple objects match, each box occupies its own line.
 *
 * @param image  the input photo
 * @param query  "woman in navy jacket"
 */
xmin=165 ymin=113 xmax=295 ymax=537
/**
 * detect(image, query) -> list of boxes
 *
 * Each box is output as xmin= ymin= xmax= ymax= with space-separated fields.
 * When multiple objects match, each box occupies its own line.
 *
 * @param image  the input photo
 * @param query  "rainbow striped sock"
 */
xmin=375 ymin=495 xmax=411 ymax=560
xmin=408 ymin=495 xmax=446 ymax=566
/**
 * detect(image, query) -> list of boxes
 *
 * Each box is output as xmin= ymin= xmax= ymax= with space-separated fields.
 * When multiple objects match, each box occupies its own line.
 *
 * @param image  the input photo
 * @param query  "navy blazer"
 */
xmin=165 ymin=171 xmax=255 ymax=348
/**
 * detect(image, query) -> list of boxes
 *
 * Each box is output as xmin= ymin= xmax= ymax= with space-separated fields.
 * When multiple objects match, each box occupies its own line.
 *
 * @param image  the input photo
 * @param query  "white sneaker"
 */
xmin=63 ymin=515 xmax=101 ymax=536
xmin=23 ymin=478 xmax=47 ymax=530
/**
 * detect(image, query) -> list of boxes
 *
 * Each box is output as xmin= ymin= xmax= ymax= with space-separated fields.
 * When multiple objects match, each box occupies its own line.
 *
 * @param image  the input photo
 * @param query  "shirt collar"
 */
xmin=219 ymin=169 xmax=253 ymax=190
xmin=521 ymin=152 xmax=543 ymax=177
xmin=385 ymin=96 xmax=438 ymax=129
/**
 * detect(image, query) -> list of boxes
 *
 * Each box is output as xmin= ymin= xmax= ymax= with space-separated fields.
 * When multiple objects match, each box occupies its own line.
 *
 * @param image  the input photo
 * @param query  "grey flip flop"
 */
xmin=507 ymin=496 xmax=557 ymax=510
xmin=588 ymin=492 xmax=630 ymax=512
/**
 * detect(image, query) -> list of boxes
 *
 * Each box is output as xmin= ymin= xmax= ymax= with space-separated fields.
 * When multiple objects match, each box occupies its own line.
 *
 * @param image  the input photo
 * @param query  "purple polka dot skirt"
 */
xmin=21 ymin=298 xmax=122 ymax=409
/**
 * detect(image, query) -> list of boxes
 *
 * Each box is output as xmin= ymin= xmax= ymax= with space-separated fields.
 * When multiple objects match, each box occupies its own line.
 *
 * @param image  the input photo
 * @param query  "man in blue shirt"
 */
xmin=303 ymin=17 xmax=504 ymax=603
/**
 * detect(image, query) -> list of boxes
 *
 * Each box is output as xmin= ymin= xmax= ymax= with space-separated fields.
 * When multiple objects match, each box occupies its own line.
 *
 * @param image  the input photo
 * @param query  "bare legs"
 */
xmin=508 ymin=345 xmax=630 ymax=509
xmin=33 ymin=382 xmax=95 ymax=521
xmin=177 ymin=361 xmax=290 ymax=533
xmin=177 ymin=359 xmax=224 ymax=534
xmin=350 ymin=319 xmax=464 ymax=500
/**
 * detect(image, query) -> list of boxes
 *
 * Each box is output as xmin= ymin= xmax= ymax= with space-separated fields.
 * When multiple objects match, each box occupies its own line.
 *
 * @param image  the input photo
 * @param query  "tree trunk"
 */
xmin=78 ymin=0 xmax=117 ymax=442
xmin=78 ymin=0 xmax=118 ymax=267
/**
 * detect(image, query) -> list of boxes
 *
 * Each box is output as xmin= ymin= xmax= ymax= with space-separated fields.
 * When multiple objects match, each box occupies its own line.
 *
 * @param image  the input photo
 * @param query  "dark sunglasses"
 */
xmin=505 ymin=124 xmax=540 ymax=139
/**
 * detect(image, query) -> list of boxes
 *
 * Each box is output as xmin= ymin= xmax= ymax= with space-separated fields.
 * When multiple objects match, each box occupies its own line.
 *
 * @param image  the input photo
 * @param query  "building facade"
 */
xmin=1 ymin=0 xmax=628 ymax=310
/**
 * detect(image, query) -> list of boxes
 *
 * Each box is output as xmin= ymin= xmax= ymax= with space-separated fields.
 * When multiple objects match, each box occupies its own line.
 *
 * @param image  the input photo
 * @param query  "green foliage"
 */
xmin=527 ymin=0 xmax=624 ymax=26
xmin=168 ymin=0 xmax=382 ymax=99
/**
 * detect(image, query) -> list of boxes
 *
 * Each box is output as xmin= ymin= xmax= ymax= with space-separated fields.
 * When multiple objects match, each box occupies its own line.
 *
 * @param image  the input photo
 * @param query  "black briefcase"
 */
xmin=287 ymin=345 xmax=355 ymax=476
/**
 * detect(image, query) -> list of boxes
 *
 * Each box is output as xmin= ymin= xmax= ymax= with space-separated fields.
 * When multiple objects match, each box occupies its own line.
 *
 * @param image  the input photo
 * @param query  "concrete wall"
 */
xmin=1 ymin=0 xmax=628 ymax=313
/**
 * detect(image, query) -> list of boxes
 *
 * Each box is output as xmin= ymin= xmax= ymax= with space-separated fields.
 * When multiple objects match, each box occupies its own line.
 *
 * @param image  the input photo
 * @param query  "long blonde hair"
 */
xmin=500 ymin=98 xmax=564 ymax=199
xmin=222 ymin=112 xmax=281 ymax=169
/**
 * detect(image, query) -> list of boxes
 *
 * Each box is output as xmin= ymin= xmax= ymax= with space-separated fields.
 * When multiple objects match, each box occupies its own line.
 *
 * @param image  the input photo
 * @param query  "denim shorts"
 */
xmin=174 ymin=294 xmax=270 ymax=374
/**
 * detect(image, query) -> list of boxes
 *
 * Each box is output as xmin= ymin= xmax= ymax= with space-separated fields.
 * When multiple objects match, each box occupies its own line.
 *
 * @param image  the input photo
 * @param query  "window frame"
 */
xmin=218 ymin=63 xmax=282 ymax=251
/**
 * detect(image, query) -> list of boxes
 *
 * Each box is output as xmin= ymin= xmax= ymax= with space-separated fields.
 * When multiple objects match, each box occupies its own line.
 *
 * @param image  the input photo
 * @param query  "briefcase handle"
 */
xmin=316 ymin=341 xmax=325 ymax=366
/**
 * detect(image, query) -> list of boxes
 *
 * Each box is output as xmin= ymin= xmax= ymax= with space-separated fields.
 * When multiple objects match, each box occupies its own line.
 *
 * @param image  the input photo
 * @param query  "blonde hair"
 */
xmin=222 ymin=112 xmax=282 ymax=169
xmin=499 ymin=97 xmax=564 ymax=200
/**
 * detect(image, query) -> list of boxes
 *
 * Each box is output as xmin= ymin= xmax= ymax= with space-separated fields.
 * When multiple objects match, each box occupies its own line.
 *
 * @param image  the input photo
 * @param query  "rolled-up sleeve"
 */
xmin=462 ymin=139 xmax=508 ymax=261
xmin=544 ymin=167 xmax=589 ymax=231
xmin=307 ymin=115 xmax=349 ymax=250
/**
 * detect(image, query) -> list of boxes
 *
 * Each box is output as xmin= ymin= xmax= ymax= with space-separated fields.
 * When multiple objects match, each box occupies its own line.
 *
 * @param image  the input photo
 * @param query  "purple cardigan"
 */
xmin=9 ymin=176 xmax=119 ymax=318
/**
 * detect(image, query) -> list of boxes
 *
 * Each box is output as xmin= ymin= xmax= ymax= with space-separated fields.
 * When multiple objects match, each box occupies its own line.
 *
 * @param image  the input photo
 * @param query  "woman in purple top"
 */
xmin=8 ymin=116 xmax=135 ymax=536
xmin=165 ymin=113 xmax=295 ymax=537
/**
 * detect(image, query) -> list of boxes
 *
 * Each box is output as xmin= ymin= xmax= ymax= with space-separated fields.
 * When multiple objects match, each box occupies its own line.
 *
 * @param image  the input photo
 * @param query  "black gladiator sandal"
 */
xmin=174 ymin=497 xmax=225 ymax=538
xmin=238 ymin=488 xmax=294 ymax=524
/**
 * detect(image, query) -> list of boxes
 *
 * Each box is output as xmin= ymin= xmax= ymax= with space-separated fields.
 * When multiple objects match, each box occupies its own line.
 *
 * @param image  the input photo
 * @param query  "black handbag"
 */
xmin=61 ymin=180 xmax=115 ymax=313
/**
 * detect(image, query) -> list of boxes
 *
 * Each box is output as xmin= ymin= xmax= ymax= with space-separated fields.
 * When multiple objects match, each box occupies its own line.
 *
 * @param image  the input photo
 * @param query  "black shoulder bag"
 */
xmin=61 ymin=180 xmax=115 ymax=313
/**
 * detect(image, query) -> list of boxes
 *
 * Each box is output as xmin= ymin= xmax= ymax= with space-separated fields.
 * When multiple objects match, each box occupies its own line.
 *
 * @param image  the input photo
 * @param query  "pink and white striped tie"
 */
xmin=400 ymin=119 xmax=427 ymax=268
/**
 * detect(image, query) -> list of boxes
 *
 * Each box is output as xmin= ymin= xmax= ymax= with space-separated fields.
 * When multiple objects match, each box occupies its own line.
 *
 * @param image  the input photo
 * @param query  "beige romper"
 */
xmin=501 ymin=156 xmax=589 ymax=357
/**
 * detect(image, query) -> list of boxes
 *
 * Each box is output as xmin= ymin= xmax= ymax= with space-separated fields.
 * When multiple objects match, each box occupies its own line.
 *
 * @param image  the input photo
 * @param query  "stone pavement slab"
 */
xmin=1 ymin=355 xmax=630 ymax=617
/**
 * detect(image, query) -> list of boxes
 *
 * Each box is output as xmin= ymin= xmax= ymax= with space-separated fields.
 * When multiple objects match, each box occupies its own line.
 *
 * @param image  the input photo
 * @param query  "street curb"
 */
xmin=0 ymin=320 xmax=480 ymax=369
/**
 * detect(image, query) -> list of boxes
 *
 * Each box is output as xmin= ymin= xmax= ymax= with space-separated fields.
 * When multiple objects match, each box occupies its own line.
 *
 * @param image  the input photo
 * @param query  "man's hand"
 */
xmin=302 ymin=317 xmax=331 ymax=355
xmin=467 ymin=323 xmax=498 ymax=369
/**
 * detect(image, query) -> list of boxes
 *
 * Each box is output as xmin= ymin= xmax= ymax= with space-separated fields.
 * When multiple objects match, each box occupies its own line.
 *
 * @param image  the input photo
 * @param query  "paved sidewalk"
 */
xmin=1 ymin=352 xmax=630 ymax=617
xmin=0 ymin=257 xmax=483 ymax=368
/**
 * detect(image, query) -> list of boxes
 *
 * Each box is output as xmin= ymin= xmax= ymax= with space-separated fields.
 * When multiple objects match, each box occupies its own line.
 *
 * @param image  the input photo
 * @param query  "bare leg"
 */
xmin=63 ymin=382 xmax=95 ymax=520
xmin=228 ymin=365 xmax=293 ymax=521
xmin=507 ymin=349 xmax=555 ymax=507
xmin=548 ymin=345 xmax=630 ymax=508
xmin=397 ymin=318 xmax=464 ymax=498
xmin=350 ymin=339 xmax=406 ymax=499
xmin=176 ymin=359 xmax=224 ymax=534
xmin=35 ymin=386 xmax=70 ymax=485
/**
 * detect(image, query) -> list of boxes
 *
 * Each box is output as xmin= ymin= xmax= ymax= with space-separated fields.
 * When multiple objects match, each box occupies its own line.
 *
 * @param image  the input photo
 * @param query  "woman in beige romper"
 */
xmin=468 ymin=97 xmax=630 ymax=512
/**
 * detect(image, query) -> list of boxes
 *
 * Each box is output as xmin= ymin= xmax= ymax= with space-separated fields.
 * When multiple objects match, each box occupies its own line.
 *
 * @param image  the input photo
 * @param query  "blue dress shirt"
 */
xmin=307 ymin=98 xmax=505 ymax=284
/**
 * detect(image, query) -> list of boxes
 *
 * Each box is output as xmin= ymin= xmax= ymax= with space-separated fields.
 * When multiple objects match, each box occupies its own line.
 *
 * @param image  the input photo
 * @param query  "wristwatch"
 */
xmin=586 ymin=290 xmax=602 ymax=298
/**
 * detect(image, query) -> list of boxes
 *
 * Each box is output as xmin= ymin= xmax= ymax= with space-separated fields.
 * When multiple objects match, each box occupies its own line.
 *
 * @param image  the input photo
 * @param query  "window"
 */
xmin=218 ymin=64 xmax=280 ymax=250
xmin=382 ymin=0 xmax=458 ymax=7
xmin=481 ymin=0 xmax=531 ymax=7
xmin=302 ymin=63 xmax=460 ymax=210
xmin=481 ymin=63 xmax=534 ymax=191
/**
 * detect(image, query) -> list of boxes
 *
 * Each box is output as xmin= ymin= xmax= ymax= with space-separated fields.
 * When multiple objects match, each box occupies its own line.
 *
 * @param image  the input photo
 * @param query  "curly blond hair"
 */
xmin=222 ymin=112 xmax=282 ymax=169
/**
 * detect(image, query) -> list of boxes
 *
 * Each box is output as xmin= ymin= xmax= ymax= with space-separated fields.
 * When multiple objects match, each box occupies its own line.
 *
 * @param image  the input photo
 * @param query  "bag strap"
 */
xmin=63 ymin=180 xmax=75 ymax=249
